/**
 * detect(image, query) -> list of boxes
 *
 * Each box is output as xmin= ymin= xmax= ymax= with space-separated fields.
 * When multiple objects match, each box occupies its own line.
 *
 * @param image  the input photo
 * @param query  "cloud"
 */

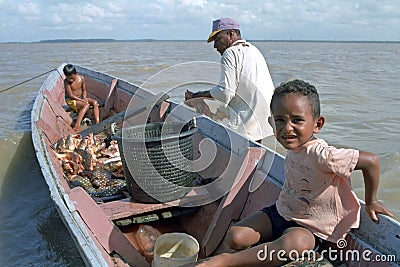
xmin=18 ymin=1 xmax=39 ymax=16
xmin=178 ymin=0 xmax=207 ymax=7
xmin=0 ymin=0 xmax=399 ymax=42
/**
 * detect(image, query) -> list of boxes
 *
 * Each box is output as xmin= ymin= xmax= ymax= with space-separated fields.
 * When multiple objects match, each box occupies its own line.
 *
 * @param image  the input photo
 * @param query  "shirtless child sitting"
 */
xmin=63 ymin=64 xmax=100 ymax=131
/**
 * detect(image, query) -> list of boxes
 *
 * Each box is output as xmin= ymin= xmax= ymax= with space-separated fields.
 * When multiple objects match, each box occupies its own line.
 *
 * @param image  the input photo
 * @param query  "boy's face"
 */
xmin=269 ymin=93 xmax=324 ymax=150
xmin=65 ymin=73 xmax=77 ymax=84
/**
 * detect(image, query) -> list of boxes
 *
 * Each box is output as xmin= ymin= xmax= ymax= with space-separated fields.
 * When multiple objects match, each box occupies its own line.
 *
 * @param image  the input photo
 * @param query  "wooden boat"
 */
xmin=31 ymin=64 xmax=399 ymax=266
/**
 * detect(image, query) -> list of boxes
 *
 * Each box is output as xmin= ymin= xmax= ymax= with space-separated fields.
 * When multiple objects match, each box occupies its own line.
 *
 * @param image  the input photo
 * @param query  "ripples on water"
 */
xmin=0 ymin=41 xmax=399 ymax=265
xmin=0 ymin=132 xmax=84 ymax=266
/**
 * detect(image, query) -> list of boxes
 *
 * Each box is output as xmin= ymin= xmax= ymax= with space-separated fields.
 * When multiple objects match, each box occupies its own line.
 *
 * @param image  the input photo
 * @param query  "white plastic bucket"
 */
xmin=152 ymin=232 xmax=199 ymax=267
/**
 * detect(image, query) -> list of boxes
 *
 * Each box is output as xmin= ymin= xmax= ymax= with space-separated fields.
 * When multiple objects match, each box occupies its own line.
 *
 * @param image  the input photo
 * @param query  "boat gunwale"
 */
xmin=31 ymin=65 xmax=112 ymax=266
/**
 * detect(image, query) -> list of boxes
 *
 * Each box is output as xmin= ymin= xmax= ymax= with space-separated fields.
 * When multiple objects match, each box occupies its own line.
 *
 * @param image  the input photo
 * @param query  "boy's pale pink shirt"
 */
xmin=276 ymin=138 xmax=360 ymax=243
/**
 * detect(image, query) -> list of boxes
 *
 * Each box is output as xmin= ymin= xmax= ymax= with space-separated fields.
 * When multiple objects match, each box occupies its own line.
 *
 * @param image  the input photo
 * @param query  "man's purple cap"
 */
xmin=207 ymin=18 xmax=240 ymax=43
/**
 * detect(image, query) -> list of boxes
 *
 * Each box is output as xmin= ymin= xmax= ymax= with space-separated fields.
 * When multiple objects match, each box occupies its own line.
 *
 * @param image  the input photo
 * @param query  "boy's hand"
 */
xmin=365 ymin=200 xmax=393 ymax=223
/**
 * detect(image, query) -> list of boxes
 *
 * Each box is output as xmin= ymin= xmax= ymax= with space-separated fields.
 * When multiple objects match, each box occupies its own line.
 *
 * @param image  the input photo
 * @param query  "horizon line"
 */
xmin=1 ymin=38 xmax=399 ymax=44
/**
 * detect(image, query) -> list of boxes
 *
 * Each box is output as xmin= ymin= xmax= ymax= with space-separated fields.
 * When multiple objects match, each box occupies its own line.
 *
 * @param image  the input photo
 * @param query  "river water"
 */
xmin=0 ymin=41 xmax=399 ymax=266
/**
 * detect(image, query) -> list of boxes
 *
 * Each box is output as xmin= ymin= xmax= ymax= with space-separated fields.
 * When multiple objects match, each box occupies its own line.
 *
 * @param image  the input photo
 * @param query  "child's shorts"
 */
xmin=66 ymin=98 xmax=78 ymax=112
xmin=261 ymin=204 xmax=321 ymax=249
xmin=261 ymin=204 xmax=300 ymax=240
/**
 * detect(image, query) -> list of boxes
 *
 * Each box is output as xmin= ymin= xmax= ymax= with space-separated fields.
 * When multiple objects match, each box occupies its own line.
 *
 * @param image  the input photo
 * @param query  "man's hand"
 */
xmin=184 ymin=96 xmax=212 ymax=117
xmin=365 ymin=200 xmax=393 ymax=223
xmin=185 ymin=90 xmax=194 ymax=101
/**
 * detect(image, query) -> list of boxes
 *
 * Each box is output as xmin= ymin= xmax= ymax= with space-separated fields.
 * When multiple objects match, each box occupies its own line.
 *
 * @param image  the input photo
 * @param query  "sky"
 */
xmin=0 ymin=0 xmax=399 ymax=42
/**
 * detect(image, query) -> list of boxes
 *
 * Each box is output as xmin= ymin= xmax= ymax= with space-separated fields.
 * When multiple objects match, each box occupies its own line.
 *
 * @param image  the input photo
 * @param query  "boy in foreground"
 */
xmin=195 ymin=79 xmax=393 ymax=266
xmin=63 ymin=64 xmax=100 ymax=131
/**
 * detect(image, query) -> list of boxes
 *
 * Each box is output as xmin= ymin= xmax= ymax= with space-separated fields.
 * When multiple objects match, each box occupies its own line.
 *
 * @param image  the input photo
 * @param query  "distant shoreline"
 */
xmin=1 ymin=38 xmax=399 ymax=44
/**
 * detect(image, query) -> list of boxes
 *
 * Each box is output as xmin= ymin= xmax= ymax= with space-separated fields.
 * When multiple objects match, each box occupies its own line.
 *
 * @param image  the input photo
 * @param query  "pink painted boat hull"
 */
xmin=32 ymin=64 xmax=400 ymax=266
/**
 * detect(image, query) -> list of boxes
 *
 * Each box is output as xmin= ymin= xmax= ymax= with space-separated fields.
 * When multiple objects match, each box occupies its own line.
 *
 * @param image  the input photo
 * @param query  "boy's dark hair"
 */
xmin=271 ymin=79 xmax=321 ymax=118
xmin=63 ymin=64 xmax=77 ymax=76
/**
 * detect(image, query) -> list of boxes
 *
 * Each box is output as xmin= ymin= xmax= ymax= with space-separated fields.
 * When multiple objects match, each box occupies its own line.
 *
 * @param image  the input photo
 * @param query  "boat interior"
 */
xmin=33 ymin=67 xmax=399 ymax=266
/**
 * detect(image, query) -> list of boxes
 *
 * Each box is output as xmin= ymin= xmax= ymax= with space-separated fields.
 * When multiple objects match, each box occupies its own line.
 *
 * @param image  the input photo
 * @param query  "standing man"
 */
xmin=185 ymin=18 xmax=275 ymax=142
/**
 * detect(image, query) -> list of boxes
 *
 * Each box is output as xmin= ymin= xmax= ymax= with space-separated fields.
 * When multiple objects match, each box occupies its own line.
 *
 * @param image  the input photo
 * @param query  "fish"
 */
xmin=65 ymin=134 xmax=75 ymax=151
xmin=91 ymin=168 xmax=112 ymax=181
xmin=74 ymin=148 xmax=94 ymax=171
xmin=54 ymin=131 xmax=127 ymax=198
xmin=62 ymin=160 xmax=84 ymax=175
xmin=98 ymin=160 xmax=122 ymax=174
xmin=78 ymin=138 xmax=87 ymax=150
xmin=69 ymin=172 xmax=126 ymax=198
xmin=98 ymin=143 xmax=120 ymax=158
xmin=55 ymin=151 xmax=82 ymax=163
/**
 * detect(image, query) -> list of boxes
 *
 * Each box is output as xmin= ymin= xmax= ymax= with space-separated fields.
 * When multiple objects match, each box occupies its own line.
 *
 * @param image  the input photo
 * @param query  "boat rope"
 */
xmin=0 ymin=68 xmax=62 ymax=93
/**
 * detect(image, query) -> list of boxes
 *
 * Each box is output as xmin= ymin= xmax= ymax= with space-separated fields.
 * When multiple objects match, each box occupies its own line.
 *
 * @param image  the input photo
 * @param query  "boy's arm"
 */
xmin=81 ymin=76 xmax=88 ymax=100
xmin=355 ymin=151 xmax=393 ymax=222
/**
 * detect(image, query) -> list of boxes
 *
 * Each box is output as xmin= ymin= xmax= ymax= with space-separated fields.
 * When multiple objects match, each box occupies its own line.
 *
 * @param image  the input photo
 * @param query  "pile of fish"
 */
xmin=52 ymin=133 xmax=127 ymax=199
